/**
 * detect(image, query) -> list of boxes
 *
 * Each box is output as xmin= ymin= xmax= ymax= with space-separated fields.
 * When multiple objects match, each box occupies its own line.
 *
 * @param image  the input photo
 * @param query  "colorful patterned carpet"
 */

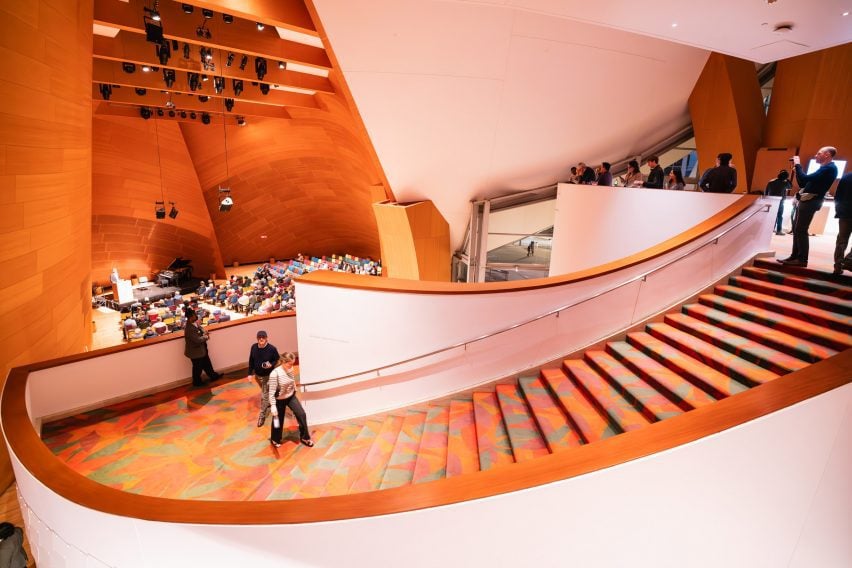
xmin=42 ymin=259 xmax=852 ymax=501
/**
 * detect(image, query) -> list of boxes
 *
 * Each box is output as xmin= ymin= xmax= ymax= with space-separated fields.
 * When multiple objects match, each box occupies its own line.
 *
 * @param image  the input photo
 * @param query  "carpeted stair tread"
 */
xmin=683 ymin=303 xmax=837 ymax=363
xmin=626 ymin=332 xmax=749 ymax=398
xmin=348 ymin=415 xmax=405 ymax=494
xmin=605 ymin=341 xmax=717 ymax=410
xmin=321 ymin=420 xmax=385 ymax=497
xmin=664 ymin=312 xmax=809 ymax=375
xmin=714 ymin=284 xmax=851 ymax=332
xmin=698 ymin=293 xmax=852 ymax=351
xmin=741 ymin=266 xmax=852 ymax=299
xmin=411 ymin=405 xmax=450 ymax=484
xmin=540 ymin=368 xmax=619 ymax=443
xmin=380 ymin=411 xmax=427 ymax=490
xmin=646 ymin=322 xmax=778 ymax=387
xmin=261 ymin=428 xmax=341 ymax=500
xmin=285 ymin=423 xmax=363 ymax=499
xmin=446 ymin=400 xmax=480 ymax=477
xmin=562 ymin=360 xmax=649 ymax=433
xmin=472 ymin=392 xmax=515 ymax=470
xmin=754 ymin=258 xmax=852 ymax=286
xmin=584 ymin=351 xmax=684 ymax=422
xmin=729 ymin=275 xmax=852 ymax=316
xmin=495 ymin=384 xmax=549 ymax=462
xmin=519 ymin=376 xmax=583 ymax=452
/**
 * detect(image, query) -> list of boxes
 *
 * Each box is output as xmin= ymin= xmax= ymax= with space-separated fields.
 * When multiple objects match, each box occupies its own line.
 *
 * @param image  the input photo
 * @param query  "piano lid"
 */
xmin=166 ymin=257 xmax=192 ymax=270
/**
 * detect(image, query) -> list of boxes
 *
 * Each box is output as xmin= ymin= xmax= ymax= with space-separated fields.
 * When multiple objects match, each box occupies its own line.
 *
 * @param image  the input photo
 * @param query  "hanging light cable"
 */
xmin=153 ymin=118 xmax=167 ymax=219
xmin=219 ymin=95 xmax=233 ymax=212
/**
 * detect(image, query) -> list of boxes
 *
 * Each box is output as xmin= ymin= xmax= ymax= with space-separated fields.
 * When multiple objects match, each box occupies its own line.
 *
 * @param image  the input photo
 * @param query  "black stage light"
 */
xmin=254 ymin=57 xmax=267 ymax=80
xmin=202 ymin=9 xmax=213 ymax=19
xmin=205 ymin=28 xmax=212 ymax=39
xmin=181 ymin=4 xmax=194 ymax=14
xmin=236 ymin=116 xmax=246 ymax=127
xmin=224 ymin=98 xmax=234 ymax=112
xmin=98 ymin=84 xmax=112 ymax=100
xmin=144 ymin=7 xmax=161 ymax=22
xmin=256 ymin=22 xmax=265 ymax=31
xmin=163 ymin=68 xmax=175 ymax=88
xmin=278 ymin=61 xmax=286 ymax=70
xmin=190 ymin=112 xmax=196 ymax=119
xmin=223 ymin=14 xmax=234 ymax=24
xmin=259 ymin=83 xmax=270 ymax=95
xmin=168 ymin=110 xmax=175 ymax=117
xmin=180 ymin=111 xmax=187 ymax=118
xmin=239 ymin=55 xmax=248 ymax=70
xmin=141 ymin=64 xmax=152 ymax=72
xmin=214 ymin=77 xmax=225 ymax=94
xmin=157 ymin=41 xmax=170 ymax=64
xmin=226 ymin=52 xmax=235 ymax=67
xmin=183 ymin=43 xmax=190 ymax=59
xmin=198 ymin=95 xmax=209 ymax=102
xmin=154 ymin=200 xmax=166 ymax=219
xmin=172 ymin=39 xmax=179 ymax=50
xmin=219 ymin=189 xmax=233 ymax=212
xmin=143 ymin=14 xmax=164 ymax=44
xmin=201 ymin=112 xmax=211 ymax=125
xmin=135 ymin=87 xmax=147 ymax=96
xmin=232 ymin=79 xmax=243 ymax=96
xmin=202 ymin=74 xmax=209 ymax=82
xmin=156 ymin=108 xmax=164 ymax=116
xmin=140 ymin=106 xmax=153 ymax=120
xmin=188 ymin=72 xmax=200 ymax=91
xmin=169 ymin=202 xmax=179 ymax=219
xmin=122 ymin=62 xmax=136 ymax=73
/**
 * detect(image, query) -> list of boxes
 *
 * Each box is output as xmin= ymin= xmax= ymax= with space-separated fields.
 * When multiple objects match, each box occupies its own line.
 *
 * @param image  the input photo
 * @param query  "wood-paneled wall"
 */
xmin=91 ymin=116 xmax=226 ymax=284
xmin=688 ymin=53 xmax=765 ymax=191
xmin=764 ymin=43 xmax=852 ymax=163
xmin=373 ymin=201 xmax=451 ymax=281
xmin=0 ymin=0 xmax=93 ymax=491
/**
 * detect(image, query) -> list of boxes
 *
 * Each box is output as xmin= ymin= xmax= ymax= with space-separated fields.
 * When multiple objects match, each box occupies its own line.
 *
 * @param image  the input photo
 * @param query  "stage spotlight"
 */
xmin=154 ymin=200 xmax=166 ymax=219
xmin=143 ymin=13 xmax=164 ymax=44
xmin=156 ymin=109 xmax=164 ymax=116
xmin=224 ymin=98 xmax=234 ymax=112
xmin=202 ymin=9 xmax=213 ymax=19
xmin=232 ymin=79 xmax=244 ymax=96
xmin=140 ymin=106 xmax=153 ymax=120
xmin=236 ymin=116 xmax=246 ymax=127
xmin=226 ymin=52 xmax=235 ymax=67
xmin=198 ymin=95 xmax=209 ymax=102
xmin=141 ymin=64 xmax=152 ymax=72
xmin=181 ymin=4 xmax=194 ymax=14
xmin=187 ymin=72 xmax=200 ymax=91
xmin=172 ymin=39 xmax=179 ymax=50
xmin=163 ymin=68 xmax=175 ymax=87
xmin=278 ymin=61 xmax=286 ymax=70
xmin=156 ymin=41 xmax=170 ymax=64
xmin=255 ymin=57 xmax=267 ymax=80
xmin=259 ymin=83 xmax=270 ymax=95
xmin=201 ymin=112 xmax=211 ymax=125
xmin=122 ymin=62 xmax=136 ymax=73
xmin=239 ymin=55 xmax=248 ymax=70
xmin=223 ymin=14 xmax=234 ymax=24
xmin=256 ymin=22 xmax=265 ymax=31
xmin=135 ymin=87 xmax=147 ymax=96
xmin=213 ymin=77 xmax=224 ymax=94
xmin=219 ymin=189 xmax=233 ymax=212
xmin=179 ymin=111 xmax=186 ymax=118
xmin=190 ymin=112 xmax=196 ymax=119
xmin=202 ymin=74 xmax=209 ymax=82
xmin=169 ymin=202 xmax=179 ymax=219
xmin=98 ymin=84 xmax=112 ymax=100
xmin=168 ymin=110 xmax=175 ymax=118
xmin=183 ymin=43 xmax=190 ymax=59
xmin=144 ymin=7 xmax=161 ymax=22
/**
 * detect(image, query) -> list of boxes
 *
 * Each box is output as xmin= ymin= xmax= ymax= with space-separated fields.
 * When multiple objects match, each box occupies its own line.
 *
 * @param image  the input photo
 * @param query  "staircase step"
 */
xmin=683 ymin=303 xmax=837 ymax=363
xmin=754 ymin=258 xmax=852 ymax=286
xmin=645 ymin=322 xmax=777 ymax=387
xmin=714 ymin=284 xmax=851 ymax=332
xmin=519 ymin=376 xmax=583 ymax=453
xmin=472 ymin=392 xmax=515 ymax=470
xmin=698 ymin=293 xmax=852 ymax=351
xmin=584 ymin=351 xmax=684 ymax=422
xmin=664 ymin=312 xmax=809 ymax=375
xmin=348 ymin=415 xmax=404 ymax=494
xmin=380 ymin=411 xmax=427 ymax=490
xmin=563 ymin=360 xmax=650 ymax=433
xmin=263 ymin=428 xmax=342 ymax=500
xmin=411 ymin=405 xmax=450 ymax=484
xmin=626 ymin=332 xmax=749 ymax=398
xmin=540 ymin=368 xmax=618 ymax=443
xmin=729 ymin=275 xmax=852 ymax=316
xmin=741 ymin=266 xmax=852 ymax=299
xmin=321 ymin=420 xmax=384 ymax=497
xmin=287 ymin=423 xmax=363 ymax=499
xmin=446 ymin=400 xmax=480 ymax=477
xmin=606 ymin=341 xmax=717 ymax=410
xmin=495 ymin=383 xmax=549 ymax=462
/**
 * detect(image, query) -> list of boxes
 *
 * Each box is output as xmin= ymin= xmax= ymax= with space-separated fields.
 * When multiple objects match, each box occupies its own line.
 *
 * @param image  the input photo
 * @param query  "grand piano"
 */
xmin=157 ymin=257 xmax=193 ymax=287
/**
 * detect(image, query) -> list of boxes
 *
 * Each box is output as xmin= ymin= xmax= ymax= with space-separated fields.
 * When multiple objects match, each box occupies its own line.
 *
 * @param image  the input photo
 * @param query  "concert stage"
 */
xmin=97 ymin=278 xmax=201 ymax=310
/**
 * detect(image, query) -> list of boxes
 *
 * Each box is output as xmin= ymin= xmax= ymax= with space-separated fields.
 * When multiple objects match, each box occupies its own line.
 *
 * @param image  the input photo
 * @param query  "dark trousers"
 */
xmin=835 ymin=217 xmax=852 ymax=269
xmin=190 ymin=354 xmax=216 ymax=385
xmin=774 ymin=198 xmax=785 ymax=233
xmin=789 ymin=199 xmax=823 ymax=263
xmin=270 ymin=395 xmax=309 ymax=443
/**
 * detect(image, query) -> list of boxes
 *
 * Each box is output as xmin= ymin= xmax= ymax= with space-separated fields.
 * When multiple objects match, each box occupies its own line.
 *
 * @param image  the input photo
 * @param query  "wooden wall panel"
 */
xmin=0 ymin=0 xmax=93 ymax=491
xmin=373 ymin=201 xmax=451 ymax=281
xmin=688 ymin=53 xmax=765 ymax=191
xmin=91 ymin=116 xmax=226 ymax=285
xmin=180 ymin=95 xmax=384 ymax=265
xmin=765 ymin=44 xmax=852 ymax=164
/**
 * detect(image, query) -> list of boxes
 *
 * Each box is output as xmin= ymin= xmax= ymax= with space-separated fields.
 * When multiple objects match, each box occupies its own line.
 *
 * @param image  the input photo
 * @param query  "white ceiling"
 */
xmin=313 ymin=1 xmax=851 ymax=247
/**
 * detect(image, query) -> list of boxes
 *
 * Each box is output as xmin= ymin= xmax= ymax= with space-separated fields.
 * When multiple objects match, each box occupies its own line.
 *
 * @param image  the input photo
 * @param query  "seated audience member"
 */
xmin=667 ymin=169 xmax=685 ymax=191
xmin=621 ymin=159 xmax=644 ymax=188
xmin=596 ymin=162 xmax=613 ymax=186
xmin=578 ymin=162 xmax=596 ymax=184
xmin=643 ymin=156 xmax=665 ymax=188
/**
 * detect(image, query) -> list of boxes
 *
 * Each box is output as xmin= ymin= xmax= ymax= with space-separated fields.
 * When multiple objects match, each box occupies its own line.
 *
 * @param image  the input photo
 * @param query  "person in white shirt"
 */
xmin=267 ymin=352 xmax=313 ymax=447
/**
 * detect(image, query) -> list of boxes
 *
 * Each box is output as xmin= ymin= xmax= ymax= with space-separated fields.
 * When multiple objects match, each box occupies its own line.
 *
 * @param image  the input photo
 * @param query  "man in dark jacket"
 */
xmin=247 ymin=330 xmax=280 ymax=427
xmin=183 ymin=309 xmax=221 ymax=386
xmin=833 ymin=171 xmax=852 ymax=275
xmin=643 ymin=156 xmax=665 ymax=188
xmin=0 ymin=522 xmax=28 ymax=568
xmin=778 ymin=146 xmax=839 ymax=267
xmin=699 ymin=152 xmax=738 ymax=193
xmin=765 ymin=169 xmax=792 ymax=235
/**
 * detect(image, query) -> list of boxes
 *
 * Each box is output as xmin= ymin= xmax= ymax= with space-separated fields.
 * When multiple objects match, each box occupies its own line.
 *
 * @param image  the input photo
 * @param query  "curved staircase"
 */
xmin=42 ymin=259 xmax=852 ymax=501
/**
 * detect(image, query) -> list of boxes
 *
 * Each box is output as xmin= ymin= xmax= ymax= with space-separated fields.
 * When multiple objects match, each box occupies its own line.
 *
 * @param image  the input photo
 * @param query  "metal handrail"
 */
xmin=302 ymin=202 xmax=771 ymax=388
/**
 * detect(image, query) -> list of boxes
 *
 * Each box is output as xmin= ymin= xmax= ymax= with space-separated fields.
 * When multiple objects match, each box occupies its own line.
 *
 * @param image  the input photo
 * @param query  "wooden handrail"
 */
xmin=2 ymin=348 xmax=849 ymax=524
xmin=296 ymin=195 xmax=760 ymax=294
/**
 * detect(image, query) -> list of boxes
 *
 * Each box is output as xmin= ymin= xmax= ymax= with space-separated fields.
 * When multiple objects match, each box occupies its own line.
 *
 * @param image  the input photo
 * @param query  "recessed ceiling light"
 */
xmin=844 ymin=11 xmax=850 ymax=16
xmin=260 ymin=235 xmax=267 ymax=239
xmin=671 ymin=22 xmax=678 ymax=28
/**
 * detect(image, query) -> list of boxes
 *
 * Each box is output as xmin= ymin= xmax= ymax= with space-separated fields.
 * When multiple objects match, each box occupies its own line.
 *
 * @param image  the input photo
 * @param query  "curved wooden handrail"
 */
xmin=3 ymin=341 xmax=848 ymax=524
xmin=297 ymin=195 xmax=760 ymax=294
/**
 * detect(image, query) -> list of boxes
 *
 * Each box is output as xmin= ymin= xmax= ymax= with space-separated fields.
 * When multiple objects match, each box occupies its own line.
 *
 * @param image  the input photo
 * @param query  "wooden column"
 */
xmin=764 ymin=44 xmax=852 ymax=163
xmin=373 ymin=201 xmax=451 ymax=281
xmin=689 ymin=53 xmax=765 ymax=191
xmin=0 ymin=0 xmax=93 ymax=490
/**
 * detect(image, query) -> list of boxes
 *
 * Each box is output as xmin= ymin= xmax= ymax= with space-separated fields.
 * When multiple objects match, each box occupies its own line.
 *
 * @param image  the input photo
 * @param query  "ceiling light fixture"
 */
xmin=256 ymin=22 xmax=265 ymax=31
xmin=224 ymin=98 xmax=234 ymax=112
xmin=122 ymin=62 xmax=136 ymax=73
xmin=140 ymin=106 xmax=153 ymax=120
xmin=155 ymin=200 xmax=166 ymax=219
xmin=236 ymin=116 xmax=246 ymax=127
xmin=239 ymin=55 xmax=248 ymax=70
xmin=671 ymin=22 xmax=678 ymax=28
xmin=202 ymin=9 xmax=214 ymax=19
xmin=214 ymin=77 xmax=225 ymax=94
xmin=226 ymin=52 xmax=235 ymax=67
xmin=773 ymin=22 xmax=794 ymax=33
xmin=144 ymin=5 xmax=161 ymax=22
xmin=156 ymin=108 xmax=164 ymax=117
xmin=143 ymin=6 xmax=164 ymax=44
xmin=156 ymin=41 xmax=170 ymax=64
xmin=181 ymin=4 xmax=194 ymax=14
xmin=163 ymin=68 xmax=175 ymax=88
xmin=183 ymin=43 xmax=190 ymax=59
xmin=259 ymin=83 xmax=270 ymax=95
xmin=169 ymin=202 xmax=179 ymax=219
xmin=278 ymin=61 xmax=286 ymax=70
xmin=135 ymin=87 xmax=147 ymax=95
xmin=255 ymin=57 xmax=267 ymax=80
xmin=223 ymin=14 xmax=234 ymax=24
xmin=232 ymin=79 xmax=243 ymax=96
xmin=201 ymin=112 xmax=211 ymax=125
xmin=141 ymin=64 xmax=152 ymax=72
xmin=98 ymin=84 xmax=112 ymax=100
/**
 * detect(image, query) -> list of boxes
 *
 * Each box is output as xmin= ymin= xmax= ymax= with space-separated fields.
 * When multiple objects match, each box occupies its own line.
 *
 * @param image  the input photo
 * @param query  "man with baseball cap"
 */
xmin=247 ymin=330 xmax=280 ymax=427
